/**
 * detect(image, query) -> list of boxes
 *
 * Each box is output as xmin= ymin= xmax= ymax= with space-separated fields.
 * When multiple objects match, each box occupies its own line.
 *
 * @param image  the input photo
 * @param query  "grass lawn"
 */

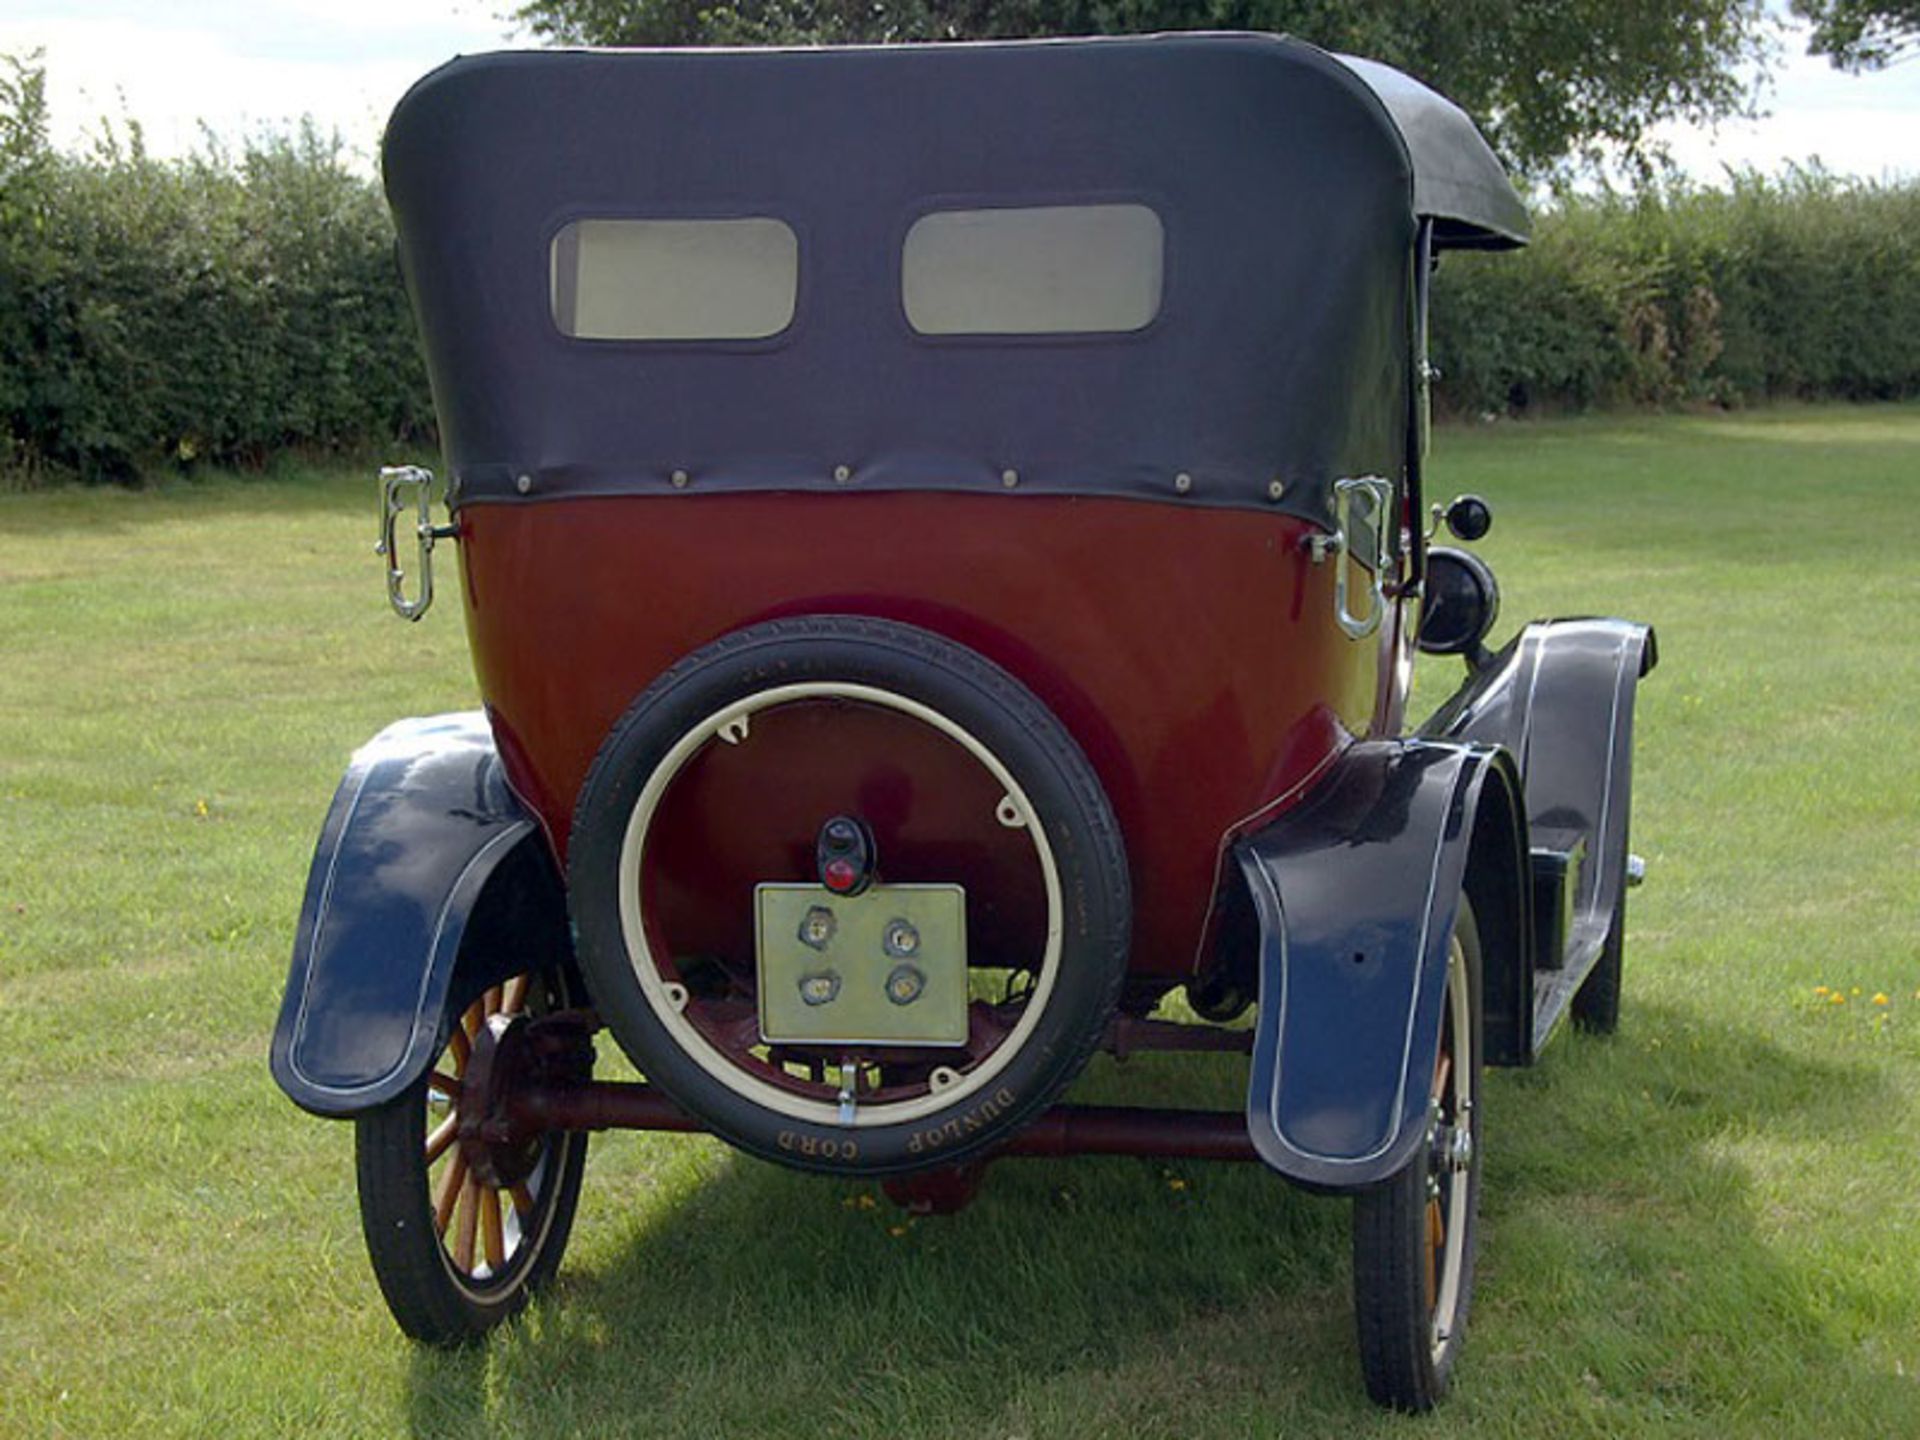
xmin=1 ymin=403 xmax=1917 ymax=1437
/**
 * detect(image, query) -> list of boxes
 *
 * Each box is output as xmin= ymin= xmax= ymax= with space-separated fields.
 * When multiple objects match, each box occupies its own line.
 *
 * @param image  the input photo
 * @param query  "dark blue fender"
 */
xmin=1235 ymin=739 xmax=1528 ymax=1190
xmin=270 ymin=712 xmax=570 ymax=1117
xmin=1232 ymin=616 xmax=1656 ymax=1190
xmin=1423 ymin=618 xmax=1658 ymax=1051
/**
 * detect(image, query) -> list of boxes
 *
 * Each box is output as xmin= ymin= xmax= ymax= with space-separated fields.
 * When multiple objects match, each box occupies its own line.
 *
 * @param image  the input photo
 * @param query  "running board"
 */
xmin=1424 ymin=617 xmax=1657 ymax=1063
xmin=1532 ymin=944 xmax=1601 ymax=1052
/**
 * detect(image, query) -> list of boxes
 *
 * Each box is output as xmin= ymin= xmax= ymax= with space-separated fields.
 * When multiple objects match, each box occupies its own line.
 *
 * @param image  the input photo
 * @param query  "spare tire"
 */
xmin=566 ymin=615 xmax=1131 ymax=1174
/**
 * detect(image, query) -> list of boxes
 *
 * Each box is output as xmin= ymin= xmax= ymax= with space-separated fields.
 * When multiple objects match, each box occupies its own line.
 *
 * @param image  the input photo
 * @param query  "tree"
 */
xmin=1792 ymin=0 xmax=1920 ymax=68
xmin=507 ymin=0 xmax=1773 ymax=174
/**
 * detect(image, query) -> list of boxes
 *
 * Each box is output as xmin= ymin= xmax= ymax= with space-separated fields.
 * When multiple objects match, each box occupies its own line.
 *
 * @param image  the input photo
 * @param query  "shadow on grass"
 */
xmin=398 ymin=1007 xmax=1914 ymax=1439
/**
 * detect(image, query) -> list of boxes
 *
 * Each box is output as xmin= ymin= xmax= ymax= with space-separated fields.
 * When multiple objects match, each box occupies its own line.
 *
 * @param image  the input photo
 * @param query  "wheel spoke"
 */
xmin=461 ymin=999 xmax=486 ymax=1040
xmin=1425 ymin=1198 xmax=1443 ymax=1311
xmin=479 ymin=1186 xmax=506 ymax=1271
xmin=1432 ymin=1051 xmax=1451 ymax=1105
xmin=428 ymin=1070 xmax=462 ymax=1099
xmin=501 ymin=973 xmax=530 ymax=1016
xmin=448 ymin=1025 xmax=471 ymax=1074
xmin=424 ymin=1110 xmax=460 ymax=1165
xmin=483 ymin=984 xmax=504 ymax=1019
xmin=451 ymin=1176 xmax=480 ymax=1272
xmin=510 ymin=1182 xmax=535 ymax=1221
xmin=433 ymin=1147 xmax=468 ymax=1234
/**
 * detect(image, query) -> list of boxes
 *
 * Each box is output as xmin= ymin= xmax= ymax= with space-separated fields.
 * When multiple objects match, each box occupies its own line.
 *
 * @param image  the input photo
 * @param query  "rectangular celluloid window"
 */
xmin=902 ymin=204 xmax=1164 ymax=336
xmin=551 ymin=217 xmax=799 ymax=341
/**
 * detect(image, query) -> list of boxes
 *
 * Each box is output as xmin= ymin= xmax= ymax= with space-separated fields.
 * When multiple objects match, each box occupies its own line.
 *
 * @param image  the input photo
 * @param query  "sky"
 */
xmin=2 ymin=0 xmax=1917 ymax=183
xmin=0 ymin=0 xmax=503 ymax=167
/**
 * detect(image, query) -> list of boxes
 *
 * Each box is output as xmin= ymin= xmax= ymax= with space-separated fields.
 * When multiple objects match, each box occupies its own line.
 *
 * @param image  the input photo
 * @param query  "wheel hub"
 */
xmin=459 ymin=1009 xmax=596 ymax=1188
xmin=1429 ymin=1120 xmax=1473 ymax=1176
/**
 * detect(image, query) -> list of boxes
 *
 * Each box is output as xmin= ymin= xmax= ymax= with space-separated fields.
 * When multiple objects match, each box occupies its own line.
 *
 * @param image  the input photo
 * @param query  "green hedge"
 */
xmin=4 ymin=50 xmax=1918 ymax=483
xmin=1431 ymin=173 xmax=1920 ymax=415
xmin=0 ymin=58 xmax=430 ymax=483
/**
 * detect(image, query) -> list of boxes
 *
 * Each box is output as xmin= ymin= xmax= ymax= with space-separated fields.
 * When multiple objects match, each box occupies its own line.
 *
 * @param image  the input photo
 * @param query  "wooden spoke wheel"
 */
xmin=1351 ymin=900 xmax=1483 ymax=1411
xmin=354 ymin=969 xmax=588 ymax=1345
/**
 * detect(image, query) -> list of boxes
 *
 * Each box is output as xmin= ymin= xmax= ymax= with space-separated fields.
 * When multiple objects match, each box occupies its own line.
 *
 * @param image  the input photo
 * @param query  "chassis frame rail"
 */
xmin=459 ymin=1008 xmax=1262 ymax=1175
xmin=509 ymin=1081 xmax=1260 ymax=1163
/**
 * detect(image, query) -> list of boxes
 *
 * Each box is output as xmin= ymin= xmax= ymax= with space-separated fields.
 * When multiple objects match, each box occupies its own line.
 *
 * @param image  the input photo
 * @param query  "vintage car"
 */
xmin=270 ymin=33 xmax=1655 ymax=1411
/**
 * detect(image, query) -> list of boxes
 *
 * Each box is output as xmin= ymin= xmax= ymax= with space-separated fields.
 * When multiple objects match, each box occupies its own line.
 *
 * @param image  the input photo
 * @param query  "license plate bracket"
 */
xmin=755 ymin=883 xmax=968 ymax=1046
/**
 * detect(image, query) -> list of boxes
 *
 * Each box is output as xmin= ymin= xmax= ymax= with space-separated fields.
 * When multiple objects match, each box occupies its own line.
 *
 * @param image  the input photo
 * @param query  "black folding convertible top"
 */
xmin=384 ymin=34 xmax=1527 ymax=521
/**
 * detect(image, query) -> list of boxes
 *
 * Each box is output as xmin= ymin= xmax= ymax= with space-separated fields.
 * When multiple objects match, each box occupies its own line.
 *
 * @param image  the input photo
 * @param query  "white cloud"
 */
xmin=1651 ymin=31 xmax=1920 ymax=183
xmin=274 ymin=0 xmax=507 ymax=33
xmin=0 ymin=3 xmax=506 ymax=165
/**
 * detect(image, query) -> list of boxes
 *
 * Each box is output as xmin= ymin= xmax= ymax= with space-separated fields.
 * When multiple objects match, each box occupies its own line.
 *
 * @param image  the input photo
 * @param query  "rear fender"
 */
xmin=269 ymin=713 xmax=572 ymax=1117
xmin=1424 ymin=618 xmax=1657 ymax=1046
xmin=1235 ymin=740 xmax=1527 ymax=1190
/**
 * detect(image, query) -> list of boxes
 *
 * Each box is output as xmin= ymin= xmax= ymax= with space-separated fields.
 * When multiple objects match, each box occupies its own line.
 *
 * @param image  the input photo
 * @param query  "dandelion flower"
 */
xmin=1167 ymin=1177 xmax=1189 ymax=1192
xmin=1873 ymin=993 xmax=1890 ymax=1006
xmin=887 ymin=1225 xmax=908 ymax=1238
xmin=1813 ymin=986 xmax=1830 ymax=997
xmin=1852 ymin=987 xmax=1862 ymax=997
xmin=194 ymin=798 xmax=210 ymax=818
xmin=1831 ymin=993 xmax=1847 ymax=1005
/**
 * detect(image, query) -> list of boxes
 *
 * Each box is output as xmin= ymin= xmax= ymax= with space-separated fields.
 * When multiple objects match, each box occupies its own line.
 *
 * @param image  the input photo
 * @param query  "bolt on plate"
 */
xmin=798 ymin=970 xmax=841 ymax=1006
xmin=798 ymin=905 xmax=837 ymax=951
xmin=886 ymin=964 xmax=927 ymax=1006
